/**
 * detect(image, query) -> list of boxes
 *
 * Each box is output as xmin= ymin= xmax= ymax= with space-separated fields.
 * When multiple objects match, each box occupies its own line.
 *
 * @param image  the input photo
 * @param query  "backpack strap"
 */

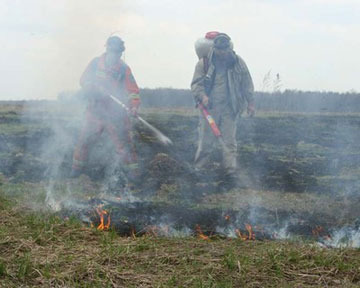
xmin=203 ymin=56 xmax=209 ymax=74
xmin=203 ymin=56 xmax=215 ymax=97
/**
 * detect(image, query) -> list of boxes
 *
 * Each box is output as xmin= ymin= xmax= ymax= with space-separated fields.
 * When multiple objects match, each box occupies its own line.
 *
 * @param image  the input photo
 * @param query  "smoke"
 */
xmin=324 ymin=227 xmax=360 ymax=248
xmin=7 ymin=0 xmax=146 ymax=212
xmin=20 ymin=97 xmax=85 ymax=210
xmin=2 ymin=0 xmax=359 ymax=248
xmin=0 ymin=0 xmax=131 ymax=100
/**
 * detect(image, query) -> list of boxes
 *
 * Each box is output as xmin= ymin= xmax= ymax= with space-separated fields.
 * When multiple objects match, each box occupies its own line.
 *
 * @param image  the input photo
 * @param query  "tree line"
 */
xmin=140 ymin=88 xmax=360 ymax=113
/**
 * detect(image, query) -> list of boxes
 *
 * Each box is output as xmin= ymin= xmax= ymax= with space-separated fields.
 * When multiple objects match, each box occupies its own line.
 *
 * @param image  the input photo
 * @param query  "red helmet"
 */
xmin=205 ymin=31 xmax=220 ymax=40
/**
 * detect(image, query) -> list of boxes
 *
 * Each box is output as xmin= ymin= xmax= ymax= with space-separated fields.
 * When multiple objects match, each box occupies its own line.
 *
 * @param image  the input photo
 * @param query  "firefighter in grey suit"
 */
xmin=191 ymin=32 xmax=255 ymax=181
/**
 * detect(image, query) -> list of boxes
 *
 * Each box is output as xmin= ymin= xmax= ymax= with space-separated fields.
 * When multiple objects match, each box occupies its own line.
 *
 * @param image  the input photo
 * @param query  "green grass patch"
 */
xmin=1 ymin=202 xmax=359 ymax=287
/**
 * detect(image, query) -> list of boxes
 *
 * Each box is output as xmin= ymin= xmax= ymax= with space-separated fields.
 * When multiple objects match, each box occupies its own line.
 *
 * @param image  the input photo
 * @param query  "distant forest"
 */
xmin=140 ymin=88 xmax=360 ymax=113
xmin=3 ymin=88 xmax=360 ymax=113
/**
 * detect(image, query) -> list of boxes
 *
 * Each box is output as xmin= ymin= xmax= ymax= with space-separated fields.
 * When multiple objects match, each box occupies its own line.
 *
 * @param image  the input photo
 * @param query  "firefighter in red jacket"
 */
xmin=70 ymin=36 xmax=140 ymax=179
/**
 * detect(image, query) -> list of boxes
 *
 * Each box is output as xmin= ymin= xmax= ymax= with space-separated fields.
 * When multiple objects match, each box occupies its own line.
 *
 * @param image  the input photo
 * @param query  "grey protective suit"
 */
xmin=191 ymin=49 xmax=254 ymax=173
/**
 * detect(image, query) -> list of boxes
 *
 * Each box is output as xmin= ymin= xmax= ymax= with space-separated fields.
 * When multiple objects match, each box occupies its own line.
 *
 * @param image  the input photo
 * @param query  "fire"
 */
xmin=312 ymin=225 xmax=324 ymax=237
xmin=95 ymin=207 xmax=111 ymax=231
xmin=235 ymin=224 xmax=255 ymax=241
xmin=312 ymin=225 xmax=331 ymax=240
xmin=235 ymin=229 xmax=247 ymax=240
xmin=131 ymin=227 xmax=136 ymax=238
xmin=225 ymin=215 xmax=230 ymax=221
xmin=246 ymin=224 xmax=256 ymax=240
xmin=195 ymin=224 xmax=209 ymax=240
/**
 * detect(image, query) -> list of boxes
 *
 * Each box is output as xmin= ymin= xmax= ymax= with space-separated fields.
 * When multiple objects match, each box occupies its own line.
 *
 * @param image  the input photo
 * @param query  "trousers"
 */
xmin=72 ymin=108 xmax=136 ymax=171
xmin=194 ymin=105 xmax=238 ymax=173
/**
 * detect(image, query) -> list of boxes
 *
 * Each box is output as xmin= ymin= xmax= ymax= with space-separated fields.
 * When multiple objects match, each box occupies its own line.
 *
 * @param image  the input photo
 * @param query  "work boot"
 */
xmin=69 ymin=168 xmax=82 ymax=178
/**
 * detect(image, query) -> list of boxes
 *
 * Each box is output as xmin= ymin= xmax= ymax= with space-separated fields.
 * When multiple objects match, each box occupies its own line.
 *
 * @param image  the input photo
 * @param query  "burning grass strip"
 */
xmin=67 ymin=198 xmax=350 ymax=245
xmin=2 ymin=194 xmax=360 ymax=286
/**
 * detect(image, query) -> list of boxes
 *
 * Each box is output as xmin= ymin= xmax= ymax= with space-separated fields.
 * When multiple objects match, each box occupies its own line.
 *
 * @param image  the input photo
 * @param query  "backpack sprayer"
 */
xmin=108 ymin=94 xmax=173 ymax=146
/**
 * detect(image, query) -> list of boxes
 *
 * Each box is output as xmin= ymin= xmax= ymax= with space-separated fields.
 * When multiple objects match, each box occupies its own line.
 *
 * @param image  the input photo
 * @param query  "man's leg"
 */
xmin=122 ymin=115 xmax=137 ymax=165
xmin=105 ymin=118 xmax=135 ymax=164
xmin=194 ymin=113 xmax=215 ymax=170
xmin=105 ymin=116 xmax=138 ymax=182
xmin=71 ymin=112 xmax=103 ymax=177
xmin=219 ymin=111 xmax=238 ymax=175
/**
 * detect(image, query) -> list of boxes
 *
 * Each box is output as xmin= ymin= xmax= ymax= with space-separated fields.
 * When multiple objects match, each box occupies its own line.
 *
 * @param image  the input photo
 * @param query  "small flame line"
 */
xmin=195 ymin=224 xmax=209 ymax=240
xmin=235 ymin=224 xmax=256 ymax=241
xmin=131 ymin=227 xmax=136 ymax=239
xmin=95 ymin=207 xmax=110 ymax=231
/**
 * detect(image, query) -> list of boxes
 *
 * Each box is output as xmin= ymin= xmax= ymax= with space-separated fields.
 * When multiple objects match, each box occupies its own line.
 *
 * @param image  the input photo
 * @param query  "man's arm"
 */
xmin=191 ymin=59 xmax=208 ymax=105
xmin=124 ymin=65 xmax=140 ymax=114
xmin=238 ymin=56 xmax=255 ymax=115
xmin=237 ymin=56 xmax=254 ymax=104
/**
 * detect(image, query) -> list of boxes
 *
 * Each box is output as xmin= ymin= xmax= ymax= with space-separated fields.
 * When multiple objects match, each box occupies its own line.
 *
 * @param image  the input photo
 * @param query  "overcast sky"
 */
xmin=1 ymin=0 xmax=359 ymax=100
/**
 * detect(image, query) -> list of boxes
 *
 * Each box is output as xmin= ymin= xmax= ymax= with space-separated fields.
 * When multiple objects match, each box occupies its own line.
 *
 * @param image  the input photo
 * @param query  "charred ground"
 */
xmin=1 ymin=102 xmax=360 ymax=229
xmin=1 ymin=101 xmax=360 ymax=286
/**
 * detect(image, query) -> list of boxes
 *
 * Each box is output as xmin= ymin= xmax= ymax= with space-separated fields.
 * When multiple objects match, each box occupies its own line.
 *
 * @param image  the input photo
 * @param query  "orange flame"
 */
xmin=235 ymin=229 xmax=247 ymax=240
xmin=95 ymin=207 xmax=111 ymax=231
xmin=236 ymin=224 xmax=255 ymax=241
xmin=195 ymin=224 xmax=209 ymax=240
xmin=225 ymin=215 xmax=230 ymax=221
xmin=312 ymin=225 xmax=331 ymax=239
xmin=246 ymin=224 xmax=255 ymax=240
xmin=312 ymin=225 xmax=324 ymax=237
xmin=131 ymin=227 xmax=136 ymax=239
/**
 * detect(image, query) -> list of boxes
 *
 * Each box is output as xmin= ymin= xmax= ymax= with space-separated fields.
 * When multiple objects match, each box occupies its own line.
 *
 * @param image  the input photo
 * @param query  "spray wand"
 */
xmin=196 ymin=102 xmax=227 ymax=150
xmin=197 ymin=102 xmax=221 ymax=138
xmin=108 ymin=94 xmax=173 ymax=146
